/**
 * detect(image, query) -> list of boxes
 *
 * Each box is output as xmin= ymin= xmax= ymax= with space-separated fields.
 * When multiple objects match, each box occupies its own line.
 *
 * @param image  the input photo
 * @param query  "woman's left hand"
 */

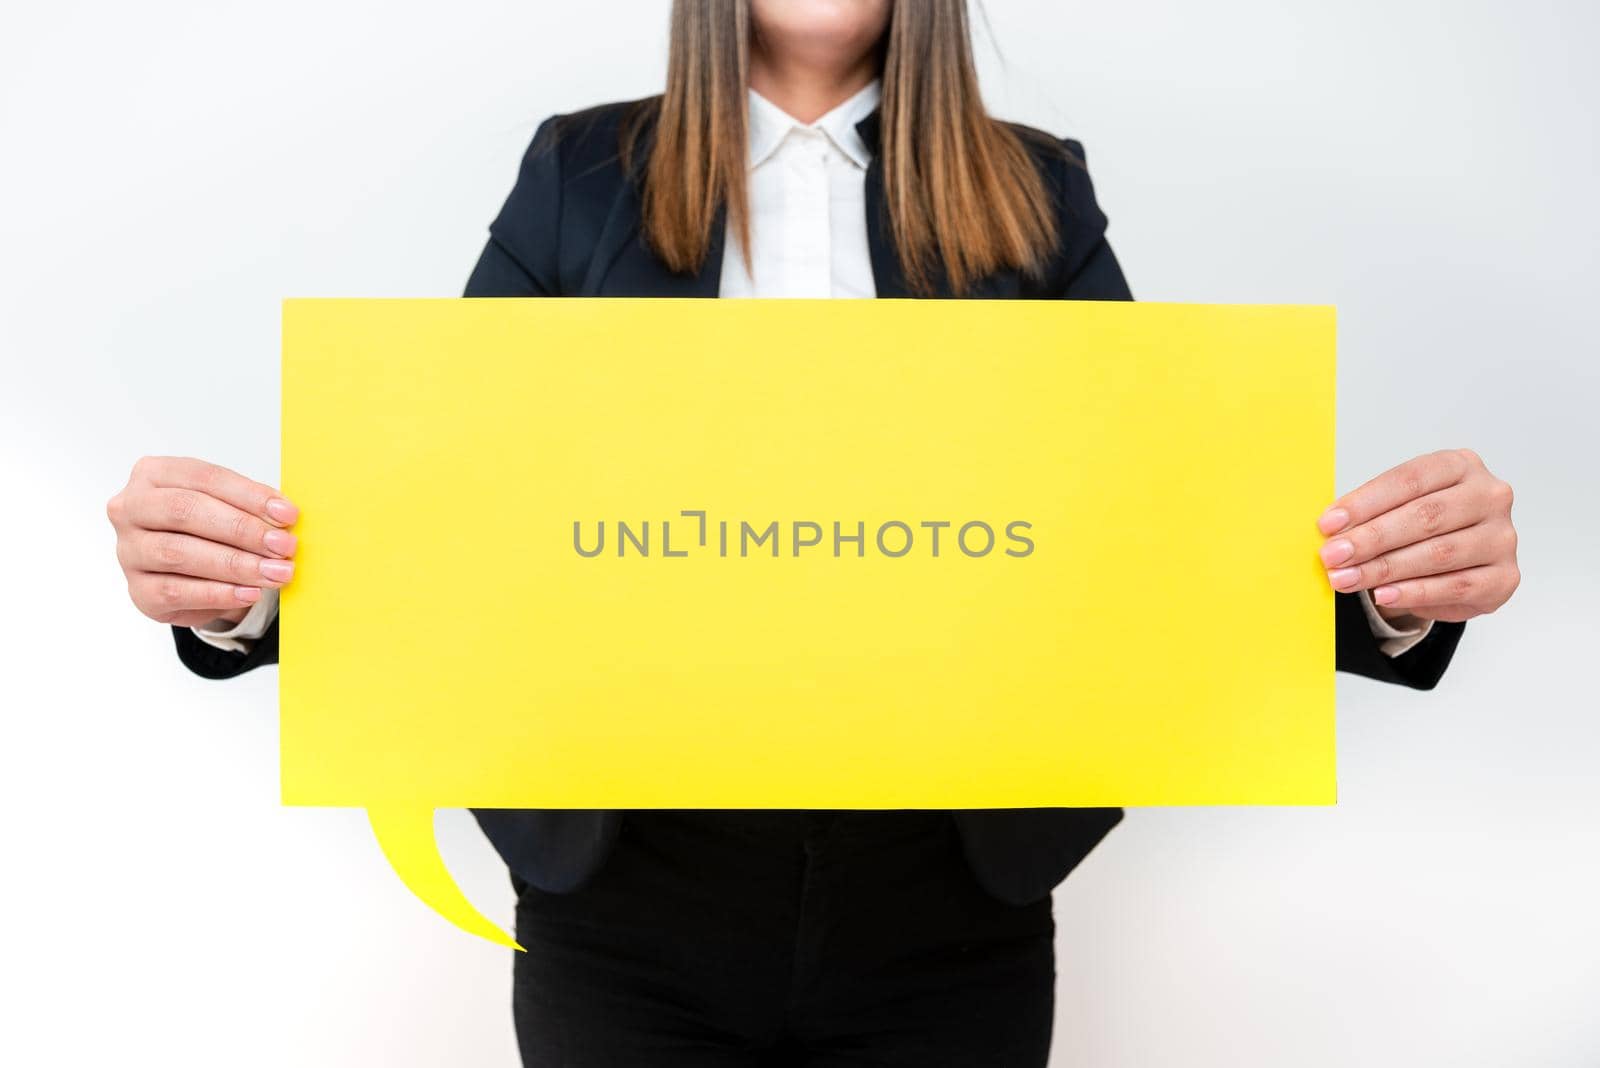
xmin=1316 ymin=449 xmax=1519 ymax=624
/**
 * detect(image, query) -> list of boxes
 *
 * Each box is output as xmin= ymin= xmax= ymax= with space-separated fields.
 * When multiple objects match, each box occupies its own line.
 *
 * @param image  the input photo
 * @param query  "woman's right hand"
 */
xmin=108 ymin=456 xmax=299 ymax=629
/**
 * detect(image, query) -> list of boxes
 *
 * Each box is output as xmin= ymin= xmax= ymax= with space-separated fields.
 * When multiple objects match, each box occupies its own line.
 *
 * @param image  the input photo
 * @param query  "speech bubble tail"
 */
xmin=366 ymin=805 xmax=524 ymax=951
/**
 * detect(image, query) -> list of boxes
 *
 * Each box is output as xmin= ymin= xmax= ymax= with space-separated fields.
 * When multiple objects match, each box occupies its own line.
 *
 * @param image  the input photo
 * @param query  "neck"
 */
xmin=747 ymin=47 xmax=878 ymax=124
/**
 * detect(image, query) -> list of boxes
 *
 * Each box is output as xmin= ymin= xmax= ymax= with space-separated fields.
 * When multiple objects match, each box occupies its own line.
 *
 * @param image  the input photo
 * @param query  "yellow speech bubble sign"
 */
xmin=281 ymin=298 xmax=1335 ymax=947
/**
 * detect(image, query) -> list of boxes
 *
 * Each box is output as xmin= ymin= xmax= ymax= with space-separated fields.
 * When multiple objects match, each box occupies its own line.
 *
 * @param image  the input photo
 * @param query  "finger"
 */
xmin=1318 ymin=449 xmax=1475 ymax=535
xmin=1323 ymin=521 xmax=1506 ymax=592
xmin=134 ymin=456 xmax=297 ymax=527
xmin=126 ymin=530 xmax=295 ymax=587
xmin=127 ymin=487 xmax=297 ymax=558
xmin=1365 ymin=565 xmax=1513 ymax=614
xmin=128 ymin=572 xmax=262 ymax=624
xmin=166 ymin=609 xmax=252 ymax=629
xmin=1319 ymin=485 xmax=1478 ymax=568
xmin=1406 ymin=604 xmax=1478 ymax=624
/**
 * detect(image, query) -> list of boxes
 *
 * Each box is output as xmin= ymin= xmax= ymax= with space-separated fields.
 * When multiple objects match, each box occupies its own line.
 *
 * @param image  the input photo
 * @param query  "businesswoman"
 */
xmin=107 ymin=0 xmax=1521 ymax=1063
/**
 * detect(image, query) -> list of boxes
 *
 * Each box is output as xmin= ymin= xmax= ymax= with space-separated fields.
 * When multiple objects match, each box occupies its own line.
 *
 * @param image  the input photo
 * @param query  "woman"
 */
xmin=106 ymin=0 xmax=1521 ymax=1063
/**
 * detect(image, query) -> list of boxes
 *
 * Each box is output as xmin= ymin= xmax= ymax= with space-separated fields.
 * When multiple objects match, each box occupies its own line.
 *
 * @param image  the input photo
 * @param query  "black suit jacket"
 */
xmin=175 ymin=98 xmax=1467 ymax=905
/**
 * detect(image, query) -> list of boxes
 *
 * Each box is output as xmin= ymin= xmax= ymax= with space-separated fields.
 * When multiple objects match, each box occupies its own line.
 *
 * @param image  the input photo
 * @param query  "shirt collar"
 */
xmin=746 ymin=79 xmax=882 ymax=170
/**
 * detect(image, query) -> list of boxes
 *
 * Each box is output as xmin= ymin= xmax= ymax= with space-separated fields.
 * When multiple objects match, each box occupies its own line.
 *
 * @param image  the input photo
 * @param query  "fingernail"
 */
xmin=263 ymin=528 xmax=297 ymax=556
xmin=259 ymin=559 xmax=294 ymax=583
xmin=1373 ymin=586 xmax=1400 ymax=606
xmin=266 ymin=497 xmax=299 ymax=525
xmin=234 ymin=586 xmax=262 ymax=603
xmin=1327 ymin=566 xmax=1361 ymax=590
xmin=1319 ymin=539 xmax=1354 ymax=566
xmin=1317 ymin=508 xmax=1350 ymax=535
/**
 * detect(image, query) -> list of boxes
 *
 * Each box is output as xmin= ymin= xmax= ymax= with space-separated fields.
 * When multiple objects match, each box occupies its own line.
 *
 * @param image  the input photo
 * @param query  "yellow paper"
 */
xmin=281 ymin=298 xmax=1336 ymax=947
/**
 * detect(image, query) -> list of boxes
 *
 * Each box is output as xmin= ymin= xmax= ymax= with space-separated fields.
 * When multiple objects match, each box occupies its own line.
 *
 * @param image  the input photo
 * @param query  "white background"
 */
xmin=3 ymin=1 xmax=1598 ymax=1064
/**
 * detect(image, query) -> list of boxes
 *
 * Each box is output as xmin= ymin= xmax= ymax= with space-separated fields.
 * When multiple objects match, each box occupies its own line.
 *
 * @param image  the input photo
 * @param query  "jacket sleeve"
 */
xmin=172 ymin=615 xmax=279 ymax=679
xmin=171 ymin=119 xmax=569 ymax=682
xmin=464 ymin=116 xmax=566 ymax=298
xmin=1335 ymin=592 xmax=1465 ymax=689
xmin=1050 ymin=139 xmax=1134 ymax=302
xmin=1054 ymin=139 xmax=1466 ymax=691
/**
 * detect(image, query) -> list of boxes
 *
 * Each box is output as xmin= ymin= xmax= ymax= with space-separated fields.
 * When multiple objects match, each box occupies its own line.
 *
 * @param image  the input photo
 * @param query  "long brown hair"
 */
xmin=622 ymin=0 xmax=1061 ymax=295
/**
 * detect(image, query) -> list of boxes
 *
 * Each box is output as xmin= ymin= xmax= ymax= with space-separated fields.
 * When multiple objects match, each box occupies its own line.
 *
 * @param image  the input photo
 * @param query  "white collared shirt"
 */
xmin=718 ymin=81 xmax=881 ymax=299
xmin=194 ymin=80 xmax=1430 ymax=658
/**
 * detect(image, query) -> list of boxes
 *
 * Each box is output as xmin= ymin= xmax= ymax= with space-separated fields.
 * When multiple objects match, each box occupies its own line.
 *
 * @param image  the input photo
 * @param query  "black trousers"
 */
xmin=510 ymin=810 xmax=1055 ymax=1066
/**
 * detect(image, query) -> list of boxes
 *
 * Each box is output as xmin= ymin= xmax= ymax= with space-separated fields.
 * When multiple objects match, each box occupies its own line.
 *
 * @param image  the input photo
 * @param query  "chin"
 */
xmin=753 ymin=0 xmax=891 ymax=60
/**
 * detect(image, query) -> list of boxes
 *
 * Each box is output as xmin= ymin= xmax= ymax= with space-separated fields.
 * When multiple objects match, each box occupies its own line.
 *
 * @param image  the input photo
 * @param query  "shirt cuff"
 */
xmin=1356 ymin=588 xmax=1434 ymax=658
xmin=190 ymin=589 xmax=280 ymax=655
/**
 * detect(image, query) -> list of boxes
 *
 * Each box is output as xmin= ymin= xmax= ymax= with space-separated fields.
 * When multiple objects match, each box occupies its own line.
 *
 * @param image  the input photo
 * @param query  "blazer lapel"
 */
xmin=856 ymin=109 xmax=913 ymax=299
xmin=854 ymin=107 xmax=1021 ymax=301
xmin=689 ymin=208 xmax=726 ymax=297
xmin=581 ymin=125 xmax=725 ymax=298
xmin=582 ymin=197 xmax=726 ymax=298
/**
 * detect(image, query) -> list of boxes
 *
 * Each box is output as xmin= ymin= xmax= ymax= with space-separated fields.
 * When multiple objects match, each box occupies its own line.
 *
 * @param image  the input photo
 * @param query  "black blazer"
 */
xmin=175 ymin=98 xmax=1467 ymax=905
